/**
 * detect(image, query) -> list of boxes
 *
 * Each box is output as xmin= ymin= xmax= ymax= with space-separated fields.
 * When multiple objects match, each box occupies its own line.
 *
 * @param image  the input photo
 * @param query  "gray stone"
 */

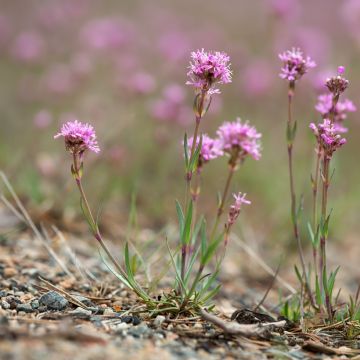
xmin=39 ymin=291 xmax=68 ymax=311
xmin=69 ymin=307 xmax=92 ymax=319
xmin=31 ymin=299 xmax=40 ymax=309
xmin=73 ymin=295 xmax=95 ymax=307
xmin=16 ymin=303 xmax=34 ymax=313
xmin=153 ymin=315 xmax=166 ymax=327
xmin=0 ymin=300 xmax=10 ymax=310
xmin=128 ymin=324 xmax=152 ymax=338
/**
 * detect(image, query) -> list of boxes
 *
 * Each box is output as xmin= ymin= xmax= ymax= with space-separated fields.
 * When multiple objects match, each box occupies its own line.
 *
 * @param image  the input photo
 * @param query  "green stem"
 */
xmin=72 ymin=153 xmax=126 ymax=279
xmin=181 ymin=91 xmax=206 ymax=288
xmin=210 ymin=165 xmax=235 ymax=240
xmin=287 ymin=88 xmax=315 ymax=308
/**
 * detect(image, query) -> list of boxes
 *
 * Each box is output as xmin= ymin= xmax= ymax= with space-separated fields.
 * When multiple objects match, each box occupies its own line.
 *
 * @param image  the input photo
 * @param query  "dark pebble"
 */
xmin=132 ymin=316 xmax=141 ymax=326
xmin=39 ymin=291 xmax=68 ymax=311
xmin=16 ymin=303 xmax=34 ymax=313
xmin=121 ymin=315 xmax=133 ymax=324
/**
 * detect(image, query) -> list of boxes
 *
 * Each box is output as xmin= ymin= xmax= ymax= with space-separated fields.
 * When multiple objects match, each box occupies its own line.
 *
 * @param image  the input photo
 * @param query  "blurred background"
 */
xmin=0 ymin=0 xmax=359 ymax=270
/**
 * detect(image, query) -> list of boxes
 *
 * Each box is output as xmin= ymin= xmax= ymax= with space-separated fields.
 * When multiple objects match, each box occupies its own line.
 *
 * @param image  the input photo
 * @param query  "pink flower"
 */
xmin=279 ymin=47 xmax=316 ymax=82
xmin=186 ymin=134 xmax=223 ymax=167
xmin=54 ymin=120 xmax=100 ymax=154
xmin=217 ymin=118 xmax=262 ymax=162
xmin=227 ymin=192 xmax=251 ymax=226
xmin=315 ymin=94 xmax=356 ymax=131
xmin=310 ymin=119 xmax=346 ymax=159
xmin=33 ymin=110 xmax=53 ymax=129
xmin=11 ymin=31 xmax=46 ymax=64
xmin=186 ymin=49 xmax=232 ymax=94
xmin=80 ymin=18 xmax=131 ymax=52
xmin=124 ymin=72 xmax=156 ymax=95
xmin=326 ymin=66 xmax=349 ymax=96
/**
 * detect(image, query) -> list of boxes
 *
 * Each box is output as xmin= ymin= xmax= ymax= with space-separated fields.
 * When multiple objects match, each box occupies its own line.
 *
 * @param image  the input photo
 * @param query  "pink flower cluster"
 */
xmin=325 ymin=66 xmax=349 ymax=96
xmin=216 ymin=118 xmax=262 ymax=162
xmin=54 ymin=120 xmax=100 ymax=154
xmin=227 ymin=192 xmax=251 ymax=227
xmin=279 ymin=47 xmax=316 ymax=82
xmin=186 ymin=49 xmax=232 ymax=94
xmin=187 ymin=134 xmax=223 ymax=167
xmin=310 ymin=119 xmax=346 ymax=159
xmin=315 ymin=94 xmax=356 ymax=132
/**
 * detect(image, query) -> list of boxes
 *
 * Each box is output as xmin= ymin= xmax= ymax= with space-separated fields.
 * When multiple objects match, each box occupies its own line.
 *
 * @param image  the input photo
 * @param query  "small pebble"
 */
xmin=69 ymin=307 xmax=92 ymax=319
xmin=0 ymin=300 xmax=10 ymax=310
xmin=103 ymin=308 xmax=114 ymax=316
xmin=31 ymin=299 xmax=40 ymax=310
xmin=3 ymin=268 xmax=17 ymax=278
xmin=16 ymin=303 xmax=34 ymax=313
xmin=39 ymin=291 xmax=68 ymax=311
xmin=153 ymin=315 xmax=166 ymax=327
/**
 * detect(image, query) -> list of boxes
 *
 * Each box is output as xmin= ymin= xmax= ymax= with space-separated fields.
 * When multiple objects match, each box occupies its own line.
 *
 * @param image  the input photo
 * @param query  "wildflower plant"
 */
xmin=55 ymin=49 xmax=260 ymax=315
xmin=279 ymin=49 xmax=356 ymax=323
xmin=279 ymin=47 xmax=316 ymax=307
xmin=309 ymin=67 xmax=350 ymax=320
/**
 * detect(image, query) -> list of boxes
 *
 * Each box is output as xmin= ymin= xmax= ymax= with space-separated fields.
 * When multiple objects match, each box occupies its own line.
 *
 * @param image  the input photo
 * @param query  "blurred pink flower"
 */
xmin=10 ymin=31 xmax=46 ymax=63
xmin=279 ymin=47 xmax=316 ymax=82
xmin=186 ymin=134 xmax=223 ymax=166
xmin=150 ymin=84 xmax=191 ymax=126
xmin=187 ymin=49 xmax=232 ymax=94
xmin=54 ymin=119 xmax=100 ymax=154
xmin=315 ymin=94 xmax=356 ymax=131
xmin=33 ymin=110 xmax=53 ymax=129
xmin=268 ymin=0 xmax=300 ymax=21
xmin=125 ymin=72 xmax=156 ymax=95
xmin=70 ymin=53 xmax=93 ymax=79
xmin=163 ymin=84 xmax=186 ymax=104
xmin=217 ymin=118 xmax=262 ymax=161
xmin=80 ymin=17 xmax=131 ymax=52
xmin=242 ymin=60 xmax=272 ymax=97
xmin=158 ymin=31 xmax=190 ymax=61
xmin=43 ymin=64 xmax=76 ymax=96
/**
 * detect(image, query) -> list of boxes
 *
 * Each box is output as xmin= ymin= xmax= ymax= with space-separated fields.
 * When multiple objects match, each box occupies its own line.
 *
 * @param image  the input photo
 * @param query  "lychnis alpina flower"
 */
xmin=217 ymin=118 xmax=262 ymax=164
xmin=326 ymin=66 xmax=349 ymax=97
xmin=310 ymin=119 xmax=346 ymax=159
xmin=227 ymin=192 xmax=251 ymax=227
xmin=54 ymin=120 xmax=100 ymax=154
xmin=315 ymin=94 xmax=356 ymax=132
xmin=279 ymin=47 xmax=316 ymax=82
xmin=186 ymin=134 xmax=223 ymax=168
xmin=186 ymin=49 xmax=232 ymax=95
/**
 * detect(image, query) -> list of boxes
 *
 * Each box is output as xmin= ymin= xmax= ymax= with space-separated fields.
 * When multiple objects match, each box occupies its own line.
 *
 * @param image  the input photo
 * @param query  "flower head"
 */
xmin=310 ymin=119 xmax=346 ymax=159
xmin=54 ymin=120 xmax=100 ymax=154
xmin=217 ymin=118 xmax=262 ymax=163
xmin=186 ymin=49 xmax=232 ymax=94
xmin=279 ymin=47 xmax=316 ymax=82
xmin=315 ymin=94 xmax=356 ymax=132
xmin=227 ymin=192 xmax=251 ymax=227
xmin=325 ymin=66 xmax=349 ymax=96
xmin=186 ymin=134 xmax=223 ymax=168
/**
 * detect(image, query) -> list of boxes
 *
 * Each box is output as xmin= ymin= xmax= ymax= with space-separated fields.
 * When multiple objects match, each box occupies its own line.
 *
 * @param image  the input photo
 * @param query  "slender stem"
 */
xmin=311 ymin=147 xmax=321 ymax=284
xmin=181 ymin=91 xmax=206 ymax=288
xmin=312 ymin=148 xmax=321 ymax=229
xmin=286 ymin=88 xmax=315 ymax=308
xmin=72 ymin=153 xmax=126 ymax=278
xmin=319 ymin=157 xmax=330 ymax=303
xmin=210 ymin=165 xmax=235 ymax=240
